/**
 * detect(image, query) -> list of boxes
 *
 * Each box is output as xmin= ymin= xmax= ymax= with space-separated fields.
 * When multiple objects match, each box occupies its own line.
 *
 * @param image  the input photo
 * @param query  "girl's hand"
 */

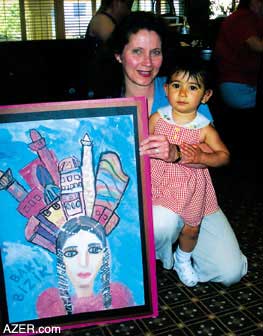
xmin=180 ymin=143 xmax=201 ymax=164
xmin=181 ymin=142 xmax=214 ymax=166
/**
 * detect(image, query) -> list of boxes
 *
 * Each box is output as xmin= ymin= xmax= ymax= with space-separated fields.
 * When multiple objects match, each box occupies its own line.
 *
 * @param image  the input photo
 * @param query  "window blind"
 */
xmin=0 ymin=0 xmax=187 ymax=41
xmin=157 ymin=0 xmax=184 ymax=16
xmin=24 ymin=0 xmax=56 ymax=40
xmin=0 ymin=0 xmax=21 ymax=41
xmin=64 ymin=0 xmax=93 ymax=39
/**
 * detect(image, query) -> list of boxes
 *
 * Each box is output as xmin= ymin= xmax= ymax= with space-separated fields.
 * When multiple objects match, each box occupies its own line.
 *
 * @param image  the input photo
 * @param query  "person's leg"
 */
xmin=174 ymin=224 xmax=200 ymax=287
xmin=153 ymin=205 xmax=183 ymax=270
xmin=178 ymin=224 xmax=200 ymax=252
xmin=219 ymin=82 xmax=256 ymax=109
xmin=192 ymin=209 xmax=247 ymax=286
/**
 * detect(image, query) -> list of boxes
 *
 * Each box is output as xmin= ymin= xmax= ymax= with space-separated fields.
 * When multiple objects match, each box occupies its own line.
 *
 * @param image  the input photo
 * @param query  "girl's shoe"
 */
xmin=173 ymin=254 xmax=198 ymax=287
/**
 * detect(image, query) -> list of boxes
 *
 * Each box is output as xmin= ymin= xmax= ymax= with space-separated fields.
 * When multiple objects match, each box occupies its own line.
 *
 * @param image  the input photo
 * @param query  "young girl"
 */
xmin=149 ymin=60 xmax=230 ymax=286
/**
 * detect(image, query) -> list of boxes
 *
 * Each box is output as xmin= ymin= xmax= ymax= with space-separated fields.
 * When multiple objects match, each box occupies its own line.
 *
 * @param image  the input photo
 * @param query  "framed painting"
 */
xmin=0 ymin=97 xmax=158 ymax=334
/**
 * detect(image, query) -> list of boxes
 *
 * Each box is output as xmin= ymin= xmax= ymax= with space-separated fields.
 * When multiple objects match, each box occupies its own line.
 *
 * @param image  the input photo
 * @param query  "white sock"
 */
xmin=175 ymin=246 xmax=192 ymax=263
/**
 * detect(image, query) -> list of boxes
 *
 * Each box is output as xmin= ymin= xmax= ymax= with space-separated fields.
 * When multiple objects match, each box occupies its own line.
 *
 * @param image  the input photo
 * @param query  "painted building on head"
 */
xmin=81 ymin=133 xmax=95 ymax=217
xmin=28 ymin=129 xmax=60 ymax=187
xmin=1 ymin=129 xmax=129 ymax=256
xmin=58 ymin=156 xmax=86 ymax=220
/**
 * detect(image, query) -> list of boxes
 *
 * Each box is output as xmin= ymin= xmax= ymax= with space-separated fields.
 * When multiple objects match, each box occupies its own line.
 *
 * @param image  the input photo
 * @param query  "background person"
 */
xmin=214 ymin=0 xmax=263 ymax=109
xmin=86 ymin=0 xmax=133 ymax=43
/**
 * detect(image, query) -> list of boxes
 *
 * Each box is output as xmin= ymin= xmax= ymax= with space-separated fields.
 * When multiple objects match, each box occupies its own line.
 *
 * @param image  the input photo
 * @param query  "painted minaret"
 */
xmin=0 ymin=168 xmax=28 ymax=202
xmin=81 ymin=133 xmax=95 ymax=217
xmin=28 ymin=129 xmax=60 ymax=186
xmin=0 ymin=168 xmax=46 ymax=219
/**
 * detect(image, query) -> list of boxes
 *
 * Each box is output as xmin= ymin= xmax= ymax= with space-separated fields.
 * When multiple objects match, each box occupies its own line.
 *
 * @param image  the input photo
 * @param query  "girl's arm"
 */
xmin=142 ymin=115 xmax=213 ymax=165
xmin=149 ymin=112 xmax=160 ymax=135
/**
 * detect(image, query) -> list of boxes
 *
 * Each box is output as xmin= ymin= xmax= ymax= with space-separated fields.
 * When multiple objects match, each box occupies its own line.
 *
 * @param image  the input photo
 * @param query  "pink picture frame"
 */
xmin=0 ymin=97 xmax=158 ymax=334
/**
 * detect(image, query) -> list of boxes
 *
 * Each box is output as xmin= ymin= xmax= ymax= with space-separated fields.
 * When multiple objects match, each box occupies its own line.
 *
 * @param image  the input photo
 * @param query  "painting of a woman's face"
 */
xmin=62 ymin=229 xmax=104 ymax=294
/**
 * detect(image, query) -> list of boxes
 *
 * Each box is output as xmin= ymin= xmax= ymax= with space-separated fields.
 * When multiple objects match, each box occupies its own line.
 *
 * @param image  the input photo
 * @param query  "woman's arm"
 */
xmin=141 ymin=120 xmax=222 ymax=167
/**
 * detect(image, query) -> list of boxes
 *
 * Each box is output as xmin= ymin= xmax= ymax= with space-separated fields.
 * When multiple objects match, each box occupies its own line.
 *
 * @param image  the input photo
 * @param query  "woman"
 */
xmin=110 ymin=11 xmax=213 ymax=120
xmin=86 ymin=0 xmax=133 ymax=43
xmin=36 ymin=216 xmax=134 ymax=317
xmin=111 ymin=11 xmax=247 ymax=286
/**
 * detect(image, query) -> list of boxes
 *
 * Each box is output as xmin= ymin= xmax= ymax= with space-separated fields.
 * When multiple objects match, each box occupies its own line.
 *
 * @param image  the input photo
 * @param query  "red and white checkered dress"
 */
xmin=151 ymin=106 xmax=219 ymax=227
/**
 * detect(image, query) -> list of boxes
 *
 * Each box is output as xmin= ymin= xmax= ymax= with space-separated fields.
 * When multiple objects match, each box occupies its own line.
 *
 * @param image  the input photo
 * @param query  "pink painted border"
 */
xmin=0 ymin=97 xmax=158 ymax=334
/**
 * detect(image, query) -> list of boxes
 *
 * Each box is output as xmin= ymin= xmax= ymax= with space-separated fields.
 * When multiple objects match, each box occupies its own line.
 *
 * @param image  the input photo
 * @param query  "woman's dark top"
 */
xmin=85 ymin=12 xmax=117 ymax=42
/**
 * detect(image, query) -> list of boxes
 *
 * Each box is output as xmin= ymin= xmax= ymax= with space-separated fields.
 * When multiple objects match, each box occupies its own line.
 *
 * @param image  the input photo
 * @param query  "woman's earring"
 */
xmin=115 ymin=55 xmax=122 ymax=63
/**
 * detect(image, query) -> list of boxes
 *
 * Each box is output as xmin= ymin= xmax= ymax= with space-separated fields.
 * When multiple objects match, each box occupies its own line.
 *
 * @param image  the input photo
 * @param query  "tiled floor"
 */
xmin=61 ymin=155 xmax=263 ymax=336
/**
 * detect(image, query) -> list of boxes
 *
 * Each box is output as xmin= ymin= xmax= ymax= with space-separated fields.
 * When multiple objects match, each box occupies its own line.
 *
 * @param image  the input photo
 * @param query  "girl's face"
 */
xmin=164 ymin=71 xmax=212 ymax=114
xmin=62 ymin=229 xmax=104 ymax=291
xmin=116 ymin=29 xmax=163 ymax=87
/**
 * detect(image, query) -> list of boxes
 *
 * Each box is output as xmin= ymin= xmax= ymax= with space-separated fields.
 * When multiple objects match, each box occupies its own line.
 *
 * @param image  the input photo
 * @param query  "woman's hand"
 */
xmin=140 ymin=136 xmax=214 ymax=167
xmin=139 ymin=135 xmax=180 ymax=162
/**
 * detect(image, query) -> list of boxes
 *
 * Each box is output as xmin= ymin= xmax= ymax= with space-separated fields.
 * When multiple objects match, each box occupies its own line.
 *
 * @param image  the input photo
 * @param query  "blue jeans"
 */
xmin=219 ymin=82 xmax=256 ymax=109
xmin=153 ymin=206 xmax=247 ymax=286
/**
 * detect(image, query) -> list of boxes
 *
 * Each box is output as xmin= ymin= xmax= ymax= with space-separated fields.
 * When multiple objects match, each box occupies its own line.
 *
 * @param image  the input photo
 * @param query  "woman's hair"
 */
xmin=56 ymin=216 xmax=111 ymax=314
xmin=166 ymin=59 xmax=213 ymax=90
xmin=109 ymin=11 xmax=168 ymax=54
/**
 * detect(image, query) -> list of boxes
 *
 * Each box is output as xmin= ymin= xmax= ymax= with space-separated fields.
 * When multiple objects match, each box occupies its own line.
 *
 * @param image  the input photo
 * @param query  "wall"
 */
xmin=0 ymin=38 xmax=208 ymax=106
xmin=0 ymin=38 xmax=99 ymax=105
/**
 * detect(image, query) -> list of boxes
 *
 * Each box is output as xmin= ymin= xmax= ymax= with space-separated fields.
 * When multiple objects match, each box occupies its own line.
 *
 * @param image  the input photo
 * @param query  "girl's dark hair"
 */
xmin=56 ymin=216 xmax=111 ymax=314
xmin=166 ymin=58 xmax=213 ymax=90
xmin=109 ymin=11 xmax=168 ymax=54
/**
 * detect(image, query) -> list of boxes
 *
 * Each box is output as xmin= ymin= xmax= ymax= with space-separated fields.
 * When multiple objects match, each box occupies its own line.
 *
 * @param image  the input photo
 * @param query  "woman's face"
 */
xmin=62 ymin=229 xmax=104 ymax=291
xmin=117 ymin=29 xmax=163 ymax=87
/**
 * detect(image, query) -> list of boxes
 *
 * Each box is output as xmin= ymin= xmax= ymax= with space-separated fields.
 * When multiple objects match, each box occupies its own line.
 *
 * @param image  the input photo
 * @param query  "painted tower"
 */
xmin=0 ymin=168 xmax=28 ymax=202
xmin=81 ymin=133 xmax=95 ymax=216
xmin=28 ymin=129 xmax=60 ymax=186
